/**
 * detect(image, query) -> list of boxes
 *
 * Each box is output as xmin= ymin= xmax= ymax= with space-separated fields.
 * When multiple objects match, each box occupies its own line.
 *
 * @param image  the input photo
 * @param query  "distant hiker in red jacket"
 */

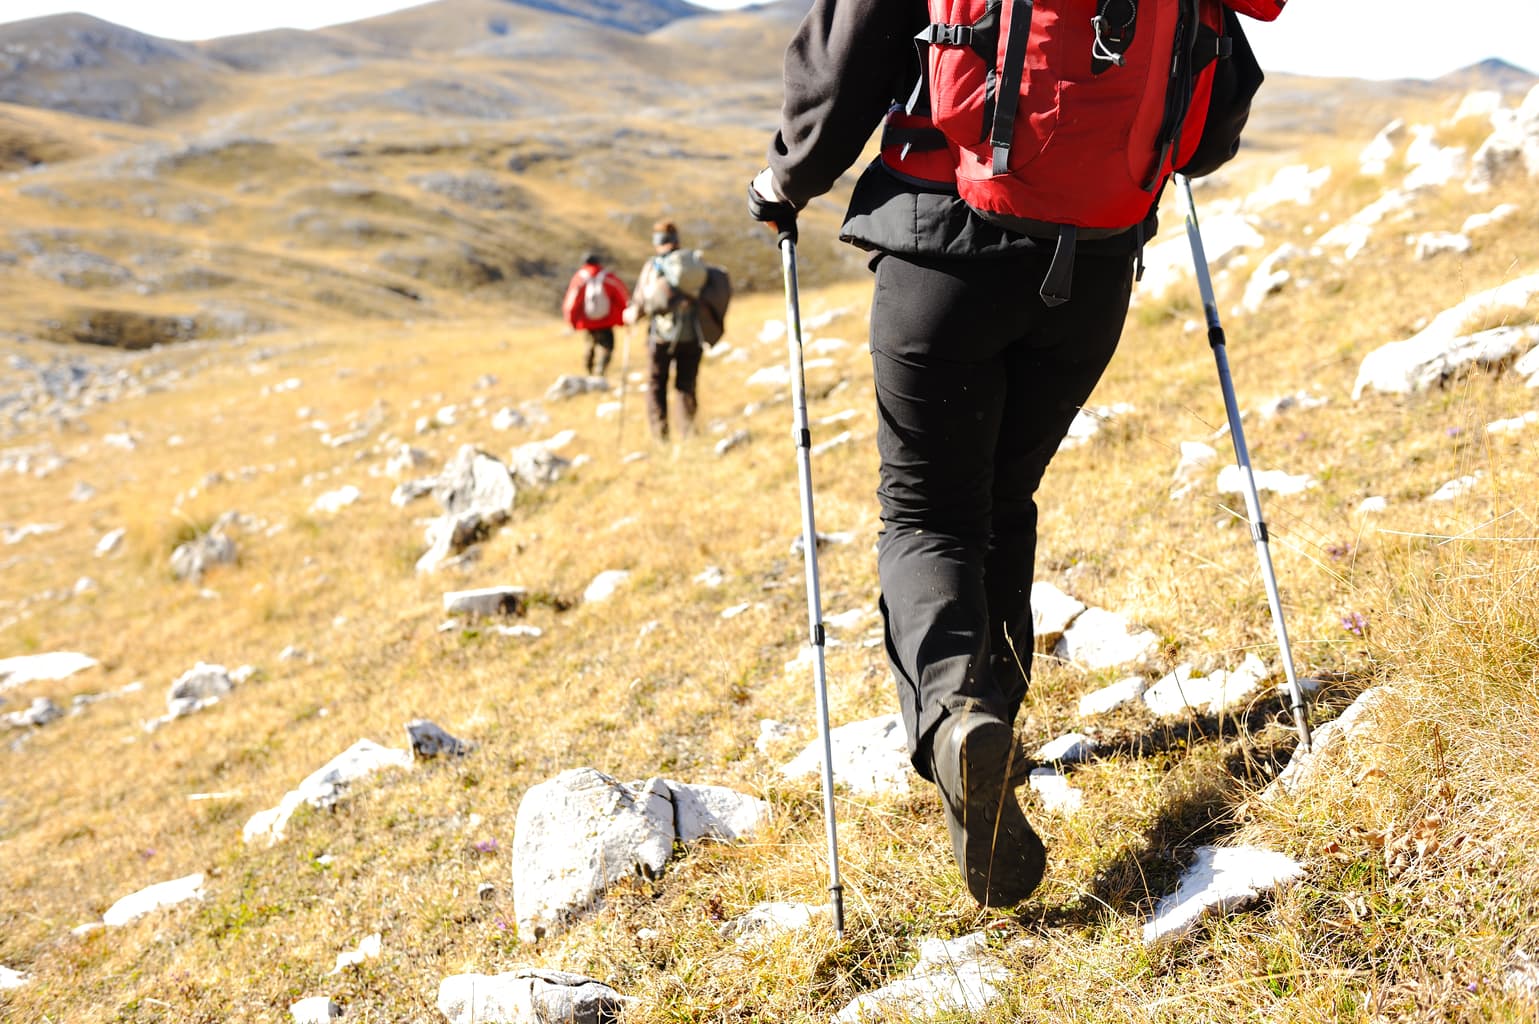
xmin=561 ymin=252 xmax=629 ymax=378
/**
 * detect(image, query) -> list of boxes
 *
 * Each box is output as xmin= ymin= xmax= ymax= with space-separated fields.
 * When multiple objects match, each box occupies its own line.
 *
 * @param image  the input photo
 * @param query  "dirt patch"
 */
xmin=41 ymin=307 xmax=201 ymax=349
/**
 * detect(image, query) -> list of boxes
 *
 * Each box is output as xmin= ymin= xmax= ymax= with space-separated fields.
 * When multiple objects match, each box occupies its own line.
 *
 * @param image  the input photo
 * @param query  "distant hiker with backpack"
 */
xmin=561 ymin=252 xmax=629 ymax=378
xmin=749 ymin=0 xmax=1277 ymax=908
xmin=623 ymin=220 xmax=732 ymax=441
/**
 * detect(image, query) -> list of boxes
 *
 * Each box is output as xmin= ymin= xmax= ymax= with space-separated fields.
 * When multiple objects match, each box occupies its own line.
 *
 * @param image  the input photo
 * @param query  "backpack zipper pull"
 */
xmin=1090 ymin=15 xmax=1126 ymax=66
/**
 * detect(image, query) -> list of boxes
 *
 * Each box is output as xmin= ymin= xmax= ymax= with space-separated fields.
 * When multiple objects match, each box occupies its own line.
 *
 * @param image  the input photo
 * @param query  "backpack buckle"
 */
xmin=923 ymin=23 xmax=974 ymax=47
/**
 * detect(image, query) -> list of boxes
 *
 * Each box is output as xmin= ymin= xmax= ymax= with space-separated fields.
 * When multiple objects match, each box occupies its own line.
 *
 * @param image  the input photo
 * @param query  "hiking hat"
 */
xmin=582 ymin=251 xmax=603 ymax=266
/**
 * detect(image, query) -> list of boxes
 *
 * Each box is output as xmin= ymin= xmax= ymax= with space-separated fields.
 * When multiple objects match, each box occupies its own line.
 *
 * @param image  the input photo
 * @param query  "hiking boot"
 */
xmin=929 ymin=709 xmax=1046 ymax=908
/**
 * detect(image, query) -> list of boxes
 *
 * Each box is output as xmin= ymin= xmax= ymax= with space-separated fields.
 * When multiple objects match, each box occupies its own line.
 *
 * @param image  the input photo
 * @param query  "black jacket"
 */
xmin=767 ymin=0 xmax=1154 ymax=261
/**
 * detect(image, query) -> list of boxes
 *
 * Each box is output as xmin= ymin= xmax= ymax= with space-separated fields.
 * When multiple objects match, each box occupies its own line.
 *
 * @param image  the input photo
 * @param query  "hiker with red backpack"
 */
xmin=749 ymin=0 xmax=1279 ymax=909
xmin=561 ymin=252 xmax=629 ymax=378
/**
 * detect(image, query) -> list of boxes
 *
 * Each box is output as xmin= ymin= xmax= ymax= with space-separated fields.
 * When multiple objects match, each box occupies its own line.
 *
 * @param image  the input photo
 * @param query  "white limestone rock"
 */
xmin=583 ymin=569 xmax=630 ymax=603
xmin=1358 ymin=119 xmax=1406 ymax=176
xmin=1428 ymin=473 xmax=1484 ymax=502
xmin=1143 ymin=846 xmax=1305 ymax=943
xmin=0 ymin=965 xmax=29 ymax=990
xmin=1170 ymin=441 xmax=1218 ymax=500
xmin=1411 ymin=232 xmax=1472 ymax=261
xmin=1029 ymin=768 xmax=1085 ymax=815
xmin=243 ymin=739 xmax=414 ymax=844
xmin=3 ymin=696 xmax=64 ymax=729
xmin=781 ymin=713 xmax=913 ymax=797
xmin=1352 ymin=276 xmax=1539 ymax=399
xmin=1031 ymin=581 xmax=1085 ymax=641
xmin=290 ymin=996 xmax=342 ymax=1022
xmin=1241 ymin=244 xmax=1301 ymax=314
xmin=443 ymin=586 xmax=527 ymax=617
xmin=95 ymin=527 xmax=126 ymax=557
xmin=1055 ymin=608 xmax=1159 ymax=671
xmin=1142 ymin=654 xmax=1270 ymax=718
xmin=310 ymin=485 xmax=361 ymax=514
xmin=834 ymin=933 xmax=1006 ymax=1023
xmin=1058 ymin=402 xmax=1136 ymax=451
xmin=1217 ymin=464 xmax=1316 ymax=497
xmin=166 ymin=661 xmax=235 ymax=719
xmin=546 ymin=375 xmax=609 ymax=401
xmin=437 ymin=969 xmax=625 ymax=1024
xmin=170 ymin=531 xmax=236 ymax=581
xmin=329 ymin=933 xmax=381 ymax=974
xmin=1243 ymin=165 xmax=1331 ymax=212
xmin=1078 ymin=675 xmax=1148 ymax=717
xmin=511 ymin=768 xmax=766 ymax=942
xmin=0 ymin=651 xmax=97 ymax=692
xmin=1263 ymin=686 xmax=1394 ymax=800
xmin=1036 ymin=732 xmax=1095 ymax=765
xmin=102 ymin=872 xmax=206 ymax=927
xmin=1461 ymin=203 xmax=1519 ymax=235
xmin=719 ymin=901 xmax=831 ymax=946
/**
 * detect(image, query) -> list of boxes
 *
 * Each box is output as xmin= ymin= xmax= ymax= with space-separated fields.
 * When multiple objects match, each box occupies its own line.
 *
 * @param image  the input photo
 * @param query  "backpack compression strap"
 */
xmin=987 ymin=0 xmax=1035 ymax=174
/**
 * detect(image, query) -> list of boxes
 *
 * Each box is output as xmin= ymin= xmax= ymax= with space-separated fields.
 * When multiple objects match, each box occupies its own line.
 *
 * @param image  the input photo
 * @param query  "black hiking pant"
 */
xmin=646 ymin=337 xmax=701 ymax=440
xmin=585 ymin=327 xmax=614 ymax=377
xmin=868 ymin=246 xmax=1135 ymax=781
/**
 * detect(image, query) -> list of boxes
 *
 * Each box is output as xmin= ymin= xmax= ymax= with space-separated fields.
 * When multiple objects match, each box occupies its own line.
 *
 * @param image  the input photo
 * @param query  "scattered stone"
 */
xmin=1428 ymin=473 xmax=1483 ymax=502
xmin=719 ymin=901 xmax=831 ymax=946
xmin=1142 ymin=654 xmax=1270 ymax=718
xmin=310 ymin=485 xmax=361 ymax=514
xmin=0 ymin=965 xmax=29 ymax=989
xmin=1058 ymin=402 xmax=1136 ymax=451
xmin=833 ymin=933 xmax=1006 ymax=1023
xmin=95 ymin=527 xmax=126 ymax=557
xmin=491 ymin=407 xmax=528 ymax=431
xmin=171 ymin=531 xmax=236 ymax=582
xmin=491 ymin=624 xmax=542 ymax=638
xmin=1055 ymin=608 xmax=1159 ymax=671
xmin=1031 ymin=581 xmax=1085 ymax=642
xmin=810 ymin=430 xmax=852 ymax=457
xmin=511 ymin=767 xmax=768 ymax=942
xmin=1143 ymin=846 xmax=1305 ymax=944
xmin=391 ymin=478 xmax=437 ymax=507
xmin=433 ymin=446 xmax=516 ymax=520
xmin=406 ymin=719 xmax=470 ymax=760
xmin=781 ymin=713 xmax=913 ymax=797
xmin=693 ymin=566 xmax=725 ymax=588
xmin=290 ymin=996 xmax=343 ymax=1022
xmin=4 ymin=696 xmax=64 ymax=729
xmin=165 ymin=661 xmax=235 ymax=719
xmin=4 ymin=522 xmax=63 ymax=545
xmin=417 ymin=511 xmax=494 ymax=575
xmin=1078 ymin=675 xmax=1148 ymax=717
xmin=243 ymin=739 xmax=414 ymax=844
xmin=508 ymin=440 xmax=572 ymax=488
xmin=1256 ymin=391 xmax=1329 ymax=419
xmin=546 ymin=375 xmax=610 ymax=400
xmin=0 ymin=651 xmax=97 ymax=692
xmin=789 ymin=530 xmax=856 ymax=555
xmin=102 ymin=872 xmax=207 ymax=927
xmin=1028 ymin=768 xmax=1085 ymax=815
xmin=1461 ymin=203 xmax=1519 ymax=235
xmin=443 ymin=586 xmax=527 ymax=617
xmin=1241 ymin=244 xmax=1302 ymax=313
xmin=1170 ymin=441 xmax=1219 ymax=500
xmin=1411 ymin=232 xmax=1472 ymax=261
xmin=1486 ymin=411 xmax=1537 ymax=435
xmin=1263 ymin=687 xmax=1393 ymax=800
xmin=385 ymin=445 xmax=432 ymax=479
xmin=437 ymin=969 xmax=625 ymax=1024
xmin=329 ymin=933 xmax=381 ymax=974
xmin=1353 ymin=276 xmax=1539 ymax=399
xmin=755 ymin=719 xmax=796 ymax=756
xmin=1036 ymin=732 xmax=1095 ymax=765
xmin=583 ymin=570 xmax=630 ymax=603
xmin=715 ymin=429 xmax=750 ymax=455
xmin=1503 ymin=949 xmax=1539 ymax=1002
xmin=1217 ymin=464 xmax=1316 ymax=496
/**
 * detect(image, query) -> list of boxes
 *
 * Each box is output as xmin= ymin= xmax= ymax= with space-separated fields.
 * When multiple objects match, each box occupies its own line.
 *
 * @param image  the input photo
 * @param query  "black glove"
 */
xmin=747 ymin=177 xmax=798 ymax=246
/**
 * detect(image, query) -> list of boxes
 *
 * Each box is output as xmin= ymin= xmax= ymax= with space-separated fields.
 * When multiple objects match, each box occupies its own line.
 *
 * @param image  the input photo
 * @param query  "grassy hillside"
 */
xmin=2 ymin=4 xmax=1539 ymax=1021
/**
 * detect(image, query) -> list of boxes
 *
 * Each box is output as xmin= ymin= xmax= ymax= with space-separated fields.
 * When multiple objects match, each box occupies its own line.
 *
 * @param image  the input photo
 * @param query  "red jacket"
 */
xmin=561 ymin=263 xmax=629 ymax=331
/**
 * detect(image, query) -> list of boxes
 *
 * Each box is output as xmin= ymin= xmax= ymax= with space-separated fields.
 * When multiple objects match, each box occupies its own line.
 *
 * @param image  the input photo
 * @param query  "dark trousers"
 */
xmin=868 ymin=246 xmax=1135 ymax=780
xmin=585 ymin=327 xmax=615 ymax=377
xmin=646 ymin=338 xmax=701 ymax=440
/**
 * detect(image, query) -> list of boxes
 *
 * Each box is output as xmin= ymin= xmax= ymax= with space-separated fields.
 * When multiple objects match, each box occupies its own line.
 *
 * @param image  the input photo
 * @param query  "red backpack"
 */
xmin=883 ymin=0 xmax=1281 ymax=304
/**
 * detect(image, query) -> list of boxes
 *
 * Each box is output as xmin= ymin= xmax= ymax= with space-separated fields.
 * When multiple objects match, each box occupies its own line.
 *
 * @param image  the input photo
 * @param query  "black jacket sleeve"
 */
xmin=767 ymin=0 xmax=923 ymax=209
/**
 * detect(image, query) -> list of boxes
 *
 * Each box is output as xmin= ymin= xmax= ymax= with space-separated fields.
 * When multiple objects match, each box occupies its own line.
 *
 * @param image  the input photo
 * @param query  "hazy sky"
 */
xmin=1 ymin=0 xmax=1535 ymax=82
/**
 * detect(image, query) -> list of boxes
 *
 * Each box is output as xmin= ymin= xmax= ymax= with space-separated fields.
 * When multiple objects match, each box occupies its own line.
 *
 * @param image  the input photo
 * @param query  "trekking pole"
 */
xmin=615 ymin=323 xmax=633 ymax=453
xmin=1175 ymin=174 xmax=1312 ymax=752
xmin=780 ymin=234 xmax=846 ymax=938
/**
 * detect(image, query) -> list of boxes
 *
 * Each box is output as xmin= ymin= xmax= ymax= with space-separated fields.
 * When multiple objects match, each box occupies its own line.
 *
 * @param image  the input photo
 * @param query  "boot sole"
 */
xmin=942 ymin=713 xmax=1047 ymax=907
